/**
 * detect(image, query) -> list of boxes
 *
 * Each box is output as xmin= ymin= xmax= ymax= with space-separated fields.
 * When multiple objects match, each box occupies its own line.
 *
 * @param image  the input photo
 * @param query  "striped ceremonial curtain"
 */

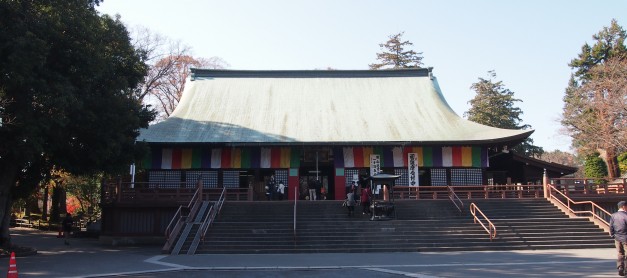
xmin=144 ymin=147 xmax=301 ymax=170
xmin=337 ymin=146 xmax=487 ymax=168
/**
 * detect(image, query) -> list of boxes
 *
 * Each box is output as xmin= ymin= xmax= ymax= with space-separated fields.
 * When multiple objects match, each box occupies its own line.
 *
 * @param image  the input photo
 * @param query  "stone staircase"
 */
xmin=195 ymin=199 xmax=613 ymax=254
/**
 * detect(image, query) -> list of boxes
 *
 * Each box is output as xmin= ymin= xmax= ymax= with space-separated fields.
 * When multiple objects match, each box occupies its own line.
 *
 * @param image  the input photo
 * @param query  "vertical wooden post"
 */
xmin=543 ymin=168 xmax=548 ymax=199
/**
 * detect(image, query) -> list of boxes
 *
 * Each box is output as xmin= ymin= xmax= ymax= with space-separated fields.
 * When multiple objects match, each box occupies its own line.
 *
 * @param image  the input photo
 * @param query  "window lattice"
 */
xmin=450 ymin=168 xmax=483 ymax=186
xmin=185 ymin=171 xmax=218 ymax=188
xmin=395 ymin=168 xmax=408 ymax=186
xmin=344 ymin=169 xmax=360 ymax=187
xmin=431 ymin=168 xmax=447 ymax=186
xmin=275 ymin=169 xmax=288 ymax=187
xmin=223 ymin=171 xmax=240 ymax=188
xmin=148 ymin=171 xmax=181 ymax=188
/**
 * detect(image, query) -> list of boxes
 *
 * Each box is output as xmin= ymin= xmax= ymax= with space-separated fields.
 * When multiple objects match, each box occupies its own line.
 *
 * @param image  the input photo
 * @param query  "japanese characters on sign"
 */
xmin=408 ymin=153 xmax=419 ymax=186
xmin=370 ymin=154 xmax=380 ymax=177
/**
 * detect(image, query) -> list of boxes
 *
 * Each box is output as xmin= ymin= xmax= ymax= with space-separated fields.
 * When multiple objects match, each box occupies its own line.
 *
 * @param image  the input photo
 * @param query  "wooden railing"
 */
xmin=548 ymin=178 xmax=627 ymax=196
xmin=447 ymin=186 xmax=464 ymax=213
xmin=547 ymin=184 xmax=611 ymax=233
xmin=200 ymin=187 xmax=226 ymax=243
xmin=469 ymin=203 xmax=496 ymax=241
xmin=393 ymin=185 xmax=544 ymax=200
xmin=102 ymin=181 xmax=252 ymax=204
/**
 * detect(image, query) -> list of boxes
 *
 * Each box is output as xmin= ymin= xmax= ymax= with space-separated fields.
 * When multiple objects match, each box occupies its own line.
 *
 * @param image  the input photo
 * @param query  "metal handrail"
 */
xmin=200 ymin=187 xmax=227 ymax=242
xmin=293 ymin=189 xmax=297 ymax=240
xmin=469 ymin=203 xmax=496 ymax=241
xmin=447 ymin=185 xmax=464 ymax=213
xmin=164 ymin=206 xmax=184 ymax=239
xmin=547 ymin=184 xmax=611 ymax=229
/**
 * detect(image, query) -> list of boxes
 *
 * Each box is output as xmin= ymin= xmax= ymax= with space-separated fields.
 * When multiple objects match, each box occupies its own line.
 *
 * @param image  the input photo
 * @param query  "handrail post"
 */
xmin=293 ymin=189 xmax=297 ymax=240
xmin=543 ymin=168 xmax=549 ymax=199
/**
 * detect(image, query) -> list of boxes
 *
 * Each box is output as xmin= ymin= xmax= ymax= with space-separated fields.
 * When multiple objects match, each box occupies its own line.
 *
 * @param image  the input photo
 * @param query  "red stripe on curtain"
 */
xmin=171 ymin=149 xmax=182 ymax=169
xmin=353 ymin=147 xmax=364 ymax=168
xmin=271 ymin=147 xmax=281 ymax=168
xmin=221 ymin=148 xmax=232 ymax=169
xmin=452 ymin=146 xmax=463 ymax=166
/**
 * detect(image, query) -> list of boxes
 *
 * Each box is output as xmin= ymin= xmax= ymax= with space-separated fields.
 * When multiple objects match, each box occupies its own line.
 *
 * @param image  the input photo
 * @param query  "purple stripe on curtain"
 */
xmin=334 ymin=147 xmax=344 ymax=168
xmin=201 ymin=148 xmax=212 ymax=168
xmin=151 ymin=147 xmax=162 ymax=170
xmin=383 ymin=147 xmax=394 ymax=167
xmin=481 ymin=147 xmax=489 ymax=167
xmin=432 ymin=147 xmax=443 ymax=167
xmin=250 ymin=148 xmax=261 ymax=168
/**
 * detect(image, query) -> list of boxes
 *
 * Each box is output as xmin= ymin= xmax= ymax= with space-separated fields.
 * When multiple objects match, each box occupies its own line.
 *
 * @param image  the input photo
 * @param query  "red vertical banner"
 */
xmin=452 ymin=146 xmax=463 ymax=166
xmin=171 ymin=149 xmax=182 ymax=169
xmin=221 ymin=148 xmax=232 ymax=169
xmin=271 ymin=147 xmax=281 ymax=168
xmin=335 ymin=174 xmax=346 ymax=200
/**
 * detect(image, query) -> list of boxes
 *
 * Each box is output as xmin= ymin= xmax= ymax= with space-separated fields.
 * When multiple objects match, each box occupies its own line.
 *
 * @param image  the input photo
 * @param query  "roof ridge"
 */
xmin=190 ymin=68 xmax=433 ymax=80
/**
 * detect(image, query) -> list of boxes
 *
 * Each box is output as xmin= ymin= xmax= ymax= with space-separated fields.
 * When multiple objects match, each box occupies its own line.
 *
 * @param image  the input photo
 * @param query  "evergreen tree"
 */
xmin=369 ymin=32 xmax=423 ymax=69
xmin=0 ymin=0 xmax=153 ymax=246
xmin=583 ymin=153 xmax=608 ymax=183
xmin=465 ymin=71 xmax=543 ymax=157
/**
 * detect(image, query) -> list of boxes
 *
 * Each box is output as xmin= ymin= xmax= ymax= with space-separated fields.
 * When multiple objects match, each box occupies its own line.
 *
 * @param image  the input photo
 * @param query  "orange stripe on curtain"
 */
xmin=461 ymin=147 xmax=473 ymax=167
xmin=412 ymin=147 xmax=424 ymax=167
xmin=280 ymin=148 xmax=291 ymax=168
xmin=231 ymin=148 xmax=242 ymax=169
xmin=271 ymin=147 xmax=281 ymax=168
xmin=362 ymin=147 xmax=373 ymax=167
xmin=181 ymin=149 xmax=193 ymax=169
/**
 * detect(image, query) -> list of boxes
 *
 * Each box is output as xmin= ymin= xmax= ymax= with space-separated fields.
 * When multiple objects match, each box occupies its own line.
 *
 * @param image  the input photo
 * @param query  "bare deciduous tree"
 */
xmin=563 ymin=57 xmax=627 ymax=178
xmin=128 ymin=26 xmax=229 ymax=121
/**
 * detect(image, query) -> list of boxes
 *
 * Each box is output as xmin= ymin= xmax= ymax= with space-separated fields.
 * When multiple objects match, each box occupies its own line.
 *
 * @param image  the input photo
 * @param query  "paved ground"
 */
xmin=0 ymin=228 xmax=620 ymax=277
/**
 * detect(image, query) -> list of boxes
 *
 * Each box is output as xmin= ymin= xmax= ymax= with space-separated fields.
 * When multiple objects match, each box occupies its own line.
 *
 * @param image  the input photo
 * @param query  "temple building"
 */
xmin=136 ymin=68 xmax=536 ymax=201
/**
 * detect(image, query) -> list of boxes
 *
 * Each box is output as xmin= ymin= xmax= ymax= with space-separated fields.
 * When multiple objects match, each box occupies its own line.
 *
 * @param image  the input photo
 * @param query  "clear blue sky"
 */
xmin=97 ymin=0 xmax=627 ymax=153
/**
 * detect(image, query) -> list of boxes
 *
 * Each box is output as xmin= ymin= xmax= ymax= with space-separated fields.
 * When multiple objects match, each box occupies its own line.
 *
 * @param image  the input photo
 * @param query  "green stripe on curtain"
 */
xmin=241 ymin=148 xmax=251 ymax=168
xmin=422 ymin=147 xmax=433 ymax=167
xmin=472 ymin=146 xmax=482 ymax=167
xmin=290 ymin=148 xmax=301 ymax=168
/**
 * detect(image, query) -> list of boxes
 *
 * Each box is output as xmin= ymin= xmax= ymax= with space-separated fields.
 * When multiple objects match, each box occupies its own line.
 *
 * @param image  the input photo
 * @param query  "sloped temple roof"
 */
xmin=138 ymin=69 xmax=533 ymax=145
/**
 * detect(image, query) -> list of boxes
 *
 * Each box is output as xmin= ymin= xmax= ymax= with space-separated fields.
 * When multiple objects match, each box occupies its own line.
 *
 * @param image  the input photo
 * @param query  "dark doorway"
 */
xmin=299 ymin=166 xmax=335 ymax=200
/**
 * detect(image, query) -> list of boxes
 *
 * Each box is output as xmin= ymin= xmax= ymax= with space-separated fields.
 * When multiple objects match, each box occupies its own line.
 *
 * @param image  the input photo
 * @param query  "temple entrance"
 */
xmin=299 ymin=166 xmax=335 ymax=200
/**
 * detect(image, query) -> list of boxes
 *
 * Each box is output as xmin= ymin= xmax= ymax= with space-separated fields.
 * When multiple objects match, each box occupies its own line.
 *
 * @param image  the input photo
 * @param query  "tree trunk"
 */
xmin=606 ymin=149 xmax=620 ymax=180
xmin=42 ymin=185 xmax=48 ymax=221
xmin=0 ymin=165 xmax=18 ymax=248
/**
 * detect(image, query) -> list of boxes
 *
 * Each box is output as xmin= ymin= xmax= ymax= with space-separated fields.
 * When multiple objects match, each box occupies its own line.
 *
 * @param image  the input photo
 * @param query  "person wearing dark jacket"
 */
xmin=62 ymin=213 xmax=74 ymax=245
xmin=610 ymin=201 xmax=627 ymax=276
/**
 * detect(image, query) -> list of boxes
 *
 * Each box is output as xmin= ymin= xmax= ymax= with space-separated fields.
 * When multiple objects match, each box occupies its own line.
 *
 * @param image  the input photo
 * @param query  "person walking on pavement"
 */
xmin=610 ymin=200 xmax=627 ymax=276
xmin=62 ymin=213 xmax=74 ymax=245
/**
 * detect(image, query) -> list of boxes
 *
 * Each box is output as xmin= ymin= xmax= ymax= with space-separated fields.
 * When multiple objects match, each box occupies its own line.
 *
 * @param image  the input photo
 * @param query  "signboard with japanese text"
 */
xmin=408 ymin=153 xmax=419 ymax=186
xmin=370 ymin=154 xmax=380 ymax=177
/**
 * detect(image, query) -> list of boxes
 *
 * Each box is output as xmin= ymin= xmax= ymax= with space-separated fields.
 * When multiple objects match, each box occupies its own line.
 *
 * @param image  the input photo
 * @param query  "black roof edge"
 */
xmin=190 ymin=68 xmax=433 ymax=80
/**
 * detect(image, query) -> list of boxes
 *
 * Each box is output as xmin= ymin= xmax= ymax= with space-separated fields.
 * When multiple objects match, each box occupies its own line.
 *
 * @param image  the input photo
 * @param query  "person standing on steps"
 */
xmin=346 ymin=189 xmax=356 ymax=217
xmin=361 ymin=185 xmax=371 ymax=215
xmin=62 ymin=213 xmax=74 ymax=245
xmin=610 ymin=200 xmax=627 ymax=276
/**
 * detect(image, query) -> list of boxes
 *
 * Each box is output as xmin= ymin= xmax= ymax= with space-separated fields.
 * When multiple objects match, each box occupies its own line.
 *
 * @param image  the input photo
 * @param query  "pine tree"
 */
xmin=465 ymin=71 xmax=543 ymax=157
xmin=369 ymin=32 xmax=423 ymax=70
